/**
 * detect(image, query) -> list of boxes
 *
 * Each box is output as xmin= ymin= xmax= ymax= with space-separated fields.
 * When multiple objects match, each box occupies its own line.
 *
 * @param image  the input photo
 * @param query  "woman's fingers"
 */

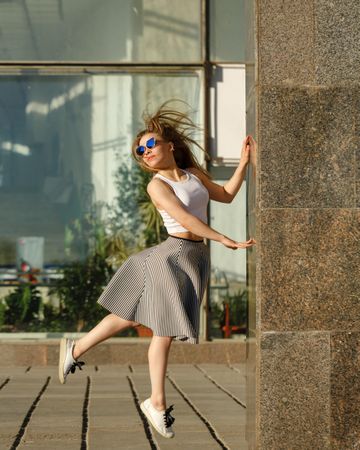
xmin=221 ymin=236 xmax=256 ymax=249
xmin=228 ymin=241 xmax=256 ymax=250
xmin=248 ymin=135 xmax=257 ymax=150
xmin=240 ymin=136 xmax=252 ymax=163
xmin=238 ymin=239 xmax=256 ymax=247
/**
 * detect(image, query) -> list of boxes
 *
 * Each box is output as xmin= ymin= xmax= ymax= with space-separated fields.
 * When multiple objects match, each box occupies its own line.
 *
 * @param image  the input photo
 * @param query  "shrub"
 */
xmin=49 ymin=252 xmax=113 ymax=332
xmin=0 ymin=284 xmax=42 ymax=331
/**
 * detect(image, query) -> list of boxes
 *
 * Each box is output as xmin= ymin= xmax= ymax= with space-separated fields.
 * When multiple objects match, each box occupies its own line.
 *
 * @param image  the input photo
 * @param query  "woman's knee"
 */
xmin=108 ymin=314 xmax=139 ymax=328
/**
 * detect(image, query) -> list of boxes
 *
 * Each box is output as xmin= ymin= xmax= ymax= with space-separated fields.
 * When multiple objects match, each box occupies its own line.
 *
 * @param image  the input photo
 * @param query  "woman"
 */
xmin=58 ymin=102 xmax=256 ymax=439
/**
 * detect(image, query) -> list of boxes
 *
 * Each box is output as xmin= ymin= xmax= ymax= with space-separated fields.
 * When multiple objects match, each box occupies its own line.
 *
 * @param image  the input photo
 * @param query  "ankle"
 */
xmin=72 ymin=341 xmax=80 ymax=360
xmin=150 ymin=396 xmax=166 ymax=411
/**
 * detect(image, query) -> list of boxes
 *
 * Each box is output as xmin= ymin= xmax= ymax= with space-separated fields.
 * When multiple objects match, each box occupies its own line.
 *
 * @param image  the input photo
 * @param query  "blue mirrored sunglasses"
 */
xmin=136 ymin=137 xmax=157 ymax=156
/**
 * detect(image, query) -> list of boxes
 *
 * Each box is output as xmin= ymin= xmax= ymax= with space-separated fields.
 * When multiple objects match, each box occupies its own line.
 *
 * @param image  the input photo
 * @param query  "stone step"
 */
xmin=0 ymin=338 xmax=246 ymax=365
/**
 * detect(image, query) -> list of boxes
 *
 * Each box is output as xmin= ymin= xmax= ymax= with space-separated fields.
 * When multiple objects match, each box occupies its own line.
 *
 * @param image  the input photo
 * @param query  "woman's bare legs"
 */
xmin=148 ymin=335 xmax=173 ymax=411
xmin=72 ymin=313 xmax=140 ymax=359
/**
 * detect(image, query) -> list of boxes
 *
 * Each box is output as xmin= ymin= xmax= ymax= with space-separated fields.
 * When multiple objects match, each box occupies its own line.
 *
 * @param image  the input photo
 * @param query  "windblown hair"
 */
xmin=131 ymin=100 xmax=211 ymax=178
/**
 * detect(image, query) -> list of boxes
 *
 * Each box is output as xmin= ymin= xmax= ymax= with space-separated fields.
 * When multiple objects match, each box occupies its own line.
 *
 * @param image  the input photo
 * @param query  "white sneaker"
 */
xmin=58 ymin=338 xmax=85 ymax=384
xmin=140 ymin=398 xmax=175 ymax=438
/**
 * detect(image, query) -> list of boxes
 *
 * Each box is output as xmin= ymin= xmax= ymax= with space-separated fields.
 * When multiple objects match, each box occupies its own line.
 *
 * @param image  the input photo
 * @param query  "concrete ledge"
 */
xmin=0 ymin=338 xmax=246 ymax=365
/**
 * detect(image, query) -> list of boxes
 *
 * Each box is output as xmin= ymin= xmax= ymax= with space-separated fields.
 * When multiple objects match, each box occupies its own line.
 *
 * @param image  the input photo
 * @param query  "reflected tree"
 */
xmin=109 ymin=154 xmax=166 ymax=248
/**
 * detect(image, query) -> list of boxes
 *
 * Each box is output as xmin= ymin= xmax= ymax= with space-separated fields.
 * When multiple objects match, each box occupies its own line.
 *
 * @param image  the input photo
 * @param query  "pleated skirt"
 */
xmin=97 ymin=235 xmax=210 ymax=344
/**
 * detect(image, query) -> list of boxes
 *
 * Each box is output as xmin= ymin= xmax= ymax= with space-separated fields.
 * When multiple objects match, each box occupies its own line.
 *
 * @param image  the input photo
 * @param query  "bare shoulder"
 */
xmin=186 ymin=167 xmax=210 ymax=181
xmin=147 ymin=177 xmax=169 ymax=194
xmin=146 ymin=177 xmax=158 ymax=191
xmin=146 ymin=177 xmax=174 ymax=203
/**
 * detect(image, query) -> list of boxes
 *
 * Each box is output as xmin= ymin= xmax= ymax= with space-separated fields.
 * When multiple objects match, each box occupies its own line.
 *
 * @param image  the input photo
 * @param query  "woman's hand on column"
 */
xmin=240 ymin=135 xmax=256 ymax=167
xmin=240 ymin=135 xmax=251 ymax=166
xmin=220 ymin=236 xmax=256 ymax=250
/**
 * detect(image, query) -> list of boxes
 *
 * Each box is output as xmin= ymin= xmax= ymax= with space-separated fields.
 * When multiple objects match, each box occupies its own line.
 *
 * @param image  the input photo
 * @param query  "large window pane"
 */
xmin=0 ymin=0 xmax=201 ymax=63
xmin=210 ymin=65 xmax=246 ymax=162
xmin=210 ymin=0 xmax=246 ymax=62
xmin=209 ymin=179 xmax=247 ymax=338
xmin=0 ymin=72 xmax=202 ymax=278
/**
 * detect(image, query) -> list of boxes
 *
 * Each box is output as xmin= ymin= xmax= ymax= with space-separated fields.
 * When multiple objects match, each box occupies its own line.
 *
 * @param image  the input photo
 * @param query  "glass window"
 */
xmin=0 ymin=0 xmax=202 ymax=63
xmin=209 ymin=178 xmax=247 ymax=338
xmin=0 ymin=72 xmax=202 ymax=277
xmin=210 ymin=65 xmax=246 ymax=162
xmin=210 ymin=0 xmax=246 ymax=62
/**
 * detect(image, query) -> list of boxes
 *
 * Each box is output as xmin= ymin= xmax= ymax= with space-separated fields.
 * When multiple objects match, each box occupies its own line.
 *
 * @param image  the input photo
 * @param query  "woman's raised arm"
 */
xmin=187 ymin=135 xmax=256 ymax=203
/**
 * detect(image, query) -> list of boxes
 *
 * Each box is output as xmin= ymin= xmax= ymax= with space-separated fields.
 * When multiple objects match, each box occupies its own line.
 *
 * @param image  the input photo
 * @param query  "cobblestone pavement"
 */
xmin=0 ymin=364 xmax=248 ymax=450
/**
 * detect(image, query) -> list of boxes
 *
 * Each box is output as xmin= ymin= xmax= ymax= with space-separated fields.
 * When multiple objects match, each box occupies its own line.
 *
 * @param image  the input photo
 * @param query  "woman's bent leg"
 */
xmin=73 ymin=313 xmax=139 ymax=359
xmin=148 ymin=335 xmax=173 ymax=411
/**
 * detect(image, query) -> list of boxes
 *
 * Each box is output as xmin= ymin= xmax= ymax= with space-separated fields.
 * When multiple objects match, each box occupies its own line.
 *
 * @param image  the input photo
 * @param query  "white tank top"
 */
xmin=153 ymin=169 xmax=209 ymax=234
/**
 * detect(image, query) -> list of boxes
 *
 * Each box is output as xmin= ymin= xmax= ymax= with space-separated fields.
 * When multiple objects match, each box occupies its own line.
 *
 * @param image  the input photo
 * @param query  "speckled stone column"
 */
xmin=245 ymin=1 xmax=360 ymax=449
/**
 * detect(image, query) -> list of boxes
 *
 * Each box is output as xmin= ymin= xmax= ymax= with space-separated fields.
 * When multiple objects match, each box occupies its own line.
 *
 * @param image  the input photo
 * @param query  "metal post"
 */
xmin=202 ymin=0 xmax=212 ymax=341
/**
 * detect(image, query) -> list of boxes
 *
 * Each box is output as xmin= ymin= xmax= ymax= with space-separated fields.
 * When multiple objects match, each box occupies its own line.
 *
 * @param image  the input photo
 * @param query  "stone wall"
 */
xmin=246 ymin=1 xmax=360 ymax=448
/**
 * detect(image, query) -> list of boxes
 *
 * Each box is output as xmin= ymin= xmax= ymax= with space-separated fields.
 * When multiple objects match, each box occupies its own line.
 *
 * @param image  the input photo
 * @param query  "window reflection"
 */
xmin=0 ymin=73 xmax=202 ymax=286
xmin=0 ymin=0 xmax=249 ymax=339
xmin=210 ymin=0 xmax=246 ymax=62
xmin=0 ymin=0 xmax=201 ymax=63
xmin=209 ymin=179 xmax=247 ymax=338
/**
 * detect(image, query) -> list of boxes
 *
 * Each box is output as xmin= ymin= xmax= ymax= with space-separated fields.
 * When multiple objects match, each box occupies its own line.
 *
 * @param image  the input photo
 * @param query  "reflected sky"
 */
xmin=0 ymin=0 xmax=201 ymax=63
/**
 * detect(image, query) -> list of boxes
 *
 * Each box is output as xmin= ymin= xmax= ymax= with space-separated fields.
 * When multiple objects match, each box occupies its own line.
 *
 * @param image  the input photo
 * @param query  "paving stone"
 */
xmin=0 ymin=365 xmax=248 ymax=449
xmin=0 ymin=375 xmax=51 ymax=448
xmin=19 ymin=440 xmax=81 ymax=450
xmin=88 ymin=370 xmax=151 ymax=449
xmin=18 ymin=375 xmax=86 ymax=449
xmin=0 ymin=366 xmax=29 ymax=377
xmin=196 ymin=364 xmax=247 ymax=406
xmin=130 ymin=371 xmax=223 ymax=448
xmin=167 ymin=365 xmax=247 ymax=448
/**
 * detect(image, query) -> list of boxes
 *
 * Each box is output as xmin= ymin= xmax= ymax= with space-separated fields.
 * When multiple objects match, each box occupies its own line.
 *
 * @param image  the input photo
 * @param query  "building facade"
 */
xmin=246 ymin=1 xmax=360 ymax=448
xmin=0 ymin=1 xmax=250 ymax=341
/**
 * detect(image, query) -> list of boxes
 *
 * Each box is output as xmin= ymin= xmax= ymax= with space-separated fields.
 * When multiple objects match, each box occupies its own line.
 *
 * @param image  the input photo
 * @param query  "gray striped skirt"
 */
xmin=97 ymin=236 xmax=210 ymax=344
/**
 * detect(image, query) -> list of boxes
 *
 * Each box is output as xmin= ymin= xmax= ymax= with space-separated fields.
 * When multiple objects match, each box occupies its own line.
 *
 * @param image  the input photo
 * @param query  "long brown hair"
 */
xmin=131 ymin=100 xmax=211 ymax=178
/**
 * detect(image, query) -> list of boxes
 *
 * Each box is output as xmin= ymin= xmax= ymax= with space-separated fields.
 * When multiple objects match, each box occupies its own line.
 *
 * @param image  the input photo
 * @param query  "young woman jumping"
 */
xmin=58 ymin=102 xmax=256 ymax=439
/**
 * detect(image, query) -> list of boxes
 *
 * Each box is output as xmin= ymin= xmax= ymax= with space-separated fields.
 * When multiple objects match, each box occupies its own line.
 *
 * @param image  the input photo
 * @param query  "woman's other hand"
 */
xmin=240 ymin=135 xmax=256 ymax=167
xmin=220 ymin=236 xmax=256 ymax=250
xmin=240 ymin=135 xmax=251 ymax=166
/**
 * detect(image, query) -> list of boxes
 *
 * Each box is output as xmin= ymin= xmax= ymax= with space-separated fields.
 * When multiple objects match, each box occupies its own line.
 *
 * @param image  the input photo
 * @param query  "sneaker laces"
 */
xmin=163 ymin=404 xmax=175 ymax=428
xmin=68 ymin=360 xmax=85 ymax=375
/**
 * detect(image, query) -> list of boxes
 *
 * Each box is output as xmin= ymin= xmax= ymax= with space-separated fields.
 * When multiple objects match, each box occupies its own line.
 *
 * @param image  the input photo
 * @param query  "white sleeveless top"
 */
xmin=153 ymin=169 xmax=209 ymax=234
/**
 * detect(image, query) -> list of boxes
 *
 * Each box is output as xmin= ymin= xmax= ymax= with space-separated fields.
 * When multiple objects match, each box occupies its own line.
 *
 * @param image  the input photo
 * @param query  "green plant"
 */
xmin=221 ymin=289 xmax=248 ymax=327
xmin=103 ymin=231 xmax=133 ymax=269
xmin=210 ymin=288 xmax=248 ymax=337
xmin=36 ymin=303 xmax=67 ymax=332
xmin=1 ymin=284 xmax=42 ymax=331
xmin=0 ymin=300 xmax=7 ymax=329
xmin=110 ymin=155 xmax=167 ymax=248
xmin=110 ymin=157 xmax=145 ymax=248
xmin=64 ymin=211 xmax=108 ymax=261
xmin=49 ymin=252 xmax=112 ymax=332
xmin=209 ymin=300 xmax=224 ymax=338
xmin=136 ymin=169 xmax=167 ymax=246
